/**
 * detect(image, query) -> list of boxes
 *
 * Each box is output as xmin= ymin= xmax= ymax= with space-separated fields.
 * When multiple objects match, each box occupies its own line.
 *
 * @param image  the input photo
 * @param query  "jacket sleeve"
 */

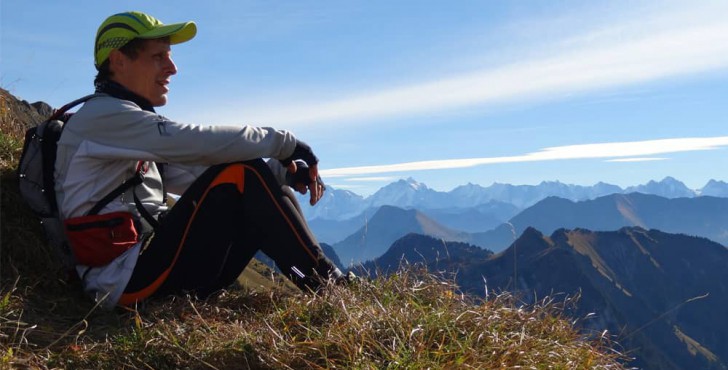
xmin=68 ymin=97 xmax=297 ymax=165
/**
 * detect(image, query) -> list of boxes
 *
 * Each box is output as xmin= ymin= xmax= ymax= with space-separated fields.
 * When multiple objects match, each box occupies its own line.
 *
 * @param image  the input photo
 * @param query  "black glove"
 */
xmin=280 ymin=140 xmax=318 ymax=167
xmin=285 ymin=160 xmax=326 ymax=190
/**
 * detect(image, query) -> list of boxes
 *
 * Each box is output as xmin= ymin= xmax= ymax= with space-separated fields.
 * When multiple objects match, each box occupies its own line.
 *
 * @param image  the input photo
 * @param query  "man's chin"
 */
xmin=153 ymin=95 xmax=168 ymax=107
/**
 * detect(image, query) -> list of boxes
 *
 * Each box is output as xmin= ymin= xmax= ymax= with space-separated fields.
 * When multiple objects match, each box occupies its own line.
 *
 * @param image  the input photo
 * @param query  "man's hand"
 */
xmin=284 ymin=152 xmax=326 ymax=205
xmin=281 ymin=140 xmax=325 ymax=205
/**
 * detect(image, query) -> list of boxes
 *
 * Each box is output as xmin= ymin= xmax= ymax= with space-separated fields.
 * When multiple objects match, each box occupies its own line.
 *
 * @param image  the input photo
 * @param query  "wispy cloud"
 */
xmin=321 ymin=136 xmax=728 ymax=177
xmin=243 ymin=3 xmax=728 ymax=127
xmin=605 ymin=157 xmax=668 ymax=163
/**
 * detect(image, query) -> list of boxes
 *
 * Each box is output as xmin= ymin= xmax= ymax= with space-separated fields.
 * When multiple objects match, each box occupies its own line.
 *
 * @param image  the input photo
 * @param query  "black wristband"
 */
xmin=281 ymin=140 xmax=318 ymax=167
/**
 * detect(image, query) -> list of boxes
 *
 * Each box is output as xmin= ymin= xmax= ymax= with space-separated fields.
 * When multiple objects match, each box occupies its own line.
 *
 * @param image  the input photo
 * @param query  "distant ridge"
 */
xmin=300 ymin=176 xmax=728 ymax=222
xmin=624 ymin=176 xmax=695 ymax=198
xmin=470 ymin=192 xmax=728 ymax=252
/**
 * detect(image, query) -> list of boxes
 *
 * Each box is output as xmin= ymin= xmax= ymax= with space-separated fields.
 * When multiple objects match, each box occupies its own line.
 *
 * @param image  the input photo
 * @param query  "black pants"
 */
xmin=120 ymin=159 xmax=338 ymax=305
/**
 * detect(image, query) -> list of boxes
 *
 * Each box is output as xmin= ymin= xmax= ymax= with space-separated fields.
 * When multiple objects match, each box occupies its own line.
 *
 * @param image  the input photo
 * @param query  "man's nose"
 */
xmin=166 ymin=57 xmax=178 ymax=75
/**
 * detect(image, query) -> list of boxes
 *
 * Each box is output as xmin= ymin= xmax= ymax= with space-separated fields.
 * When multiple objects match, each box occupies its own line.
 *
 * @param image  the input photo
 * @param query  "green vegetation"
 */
xmin=1 ymin=90 xmax=627 ymax=369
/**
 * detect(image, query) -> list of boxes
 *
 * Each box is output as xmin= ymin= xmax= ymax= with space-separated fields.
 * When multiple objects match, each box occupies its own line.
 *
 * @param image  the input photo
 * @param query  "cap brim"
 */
xmin=139 ymin=21 xmax=197 ymax=45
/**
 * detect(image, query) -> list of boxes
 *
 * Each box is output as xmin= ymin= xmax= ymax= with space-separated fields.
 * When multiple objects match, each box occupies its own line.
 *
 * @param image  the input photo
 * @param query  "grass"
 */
xmin=1 ymin=268 xmax=627 ymax=369
xmin=0 ymin=89 xmax=628 ymax=369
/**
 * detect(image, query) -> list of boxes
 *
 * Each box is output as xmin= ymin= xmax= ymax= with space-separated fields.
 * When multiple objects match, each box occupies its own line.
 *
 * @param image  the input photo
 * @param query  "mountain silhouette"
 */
xmin=625 ymin=176 xmax=694 ymax=198
xmin=333 ymin=205 xmax=469 ymax=266
xmin=701 ymin=180 xmax=728 ymax=197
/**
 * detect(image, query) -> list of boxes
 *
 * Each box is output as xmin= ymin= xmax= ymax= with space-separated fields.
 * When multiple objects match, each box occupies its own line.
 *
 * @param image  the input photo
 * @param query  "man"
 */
xmin=55 ymin=11 xmax=344 ymax=309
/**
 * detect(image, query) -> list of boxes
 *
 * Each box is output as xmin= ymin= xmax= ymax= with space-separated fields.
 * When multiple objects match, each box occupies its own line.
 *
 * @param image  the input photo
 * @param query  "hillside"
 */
xmin=0 ymin=89 xmax=626 ymax=368
xmin=493 ymin=227 xmax=728 ymax=370
xmin=368 ymin=227 xmax=728 ymax=370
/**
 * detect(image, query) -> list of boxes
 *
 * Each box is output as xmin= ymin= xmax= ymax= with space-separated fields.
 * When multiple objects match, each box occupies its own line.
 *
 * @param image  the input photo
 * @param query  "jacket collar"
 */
xmin=95 ymin=80 xmax=156 ymax=113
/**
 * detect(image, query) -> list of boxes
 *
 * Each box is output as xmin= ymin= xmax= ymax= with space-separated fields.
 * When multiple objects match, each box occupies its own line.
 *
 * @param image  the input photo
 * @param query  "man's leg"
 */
xmin=237 ymin=159 xmax=342 ymax=290
xmin=119 ymin=160 xmax=340 ymax=305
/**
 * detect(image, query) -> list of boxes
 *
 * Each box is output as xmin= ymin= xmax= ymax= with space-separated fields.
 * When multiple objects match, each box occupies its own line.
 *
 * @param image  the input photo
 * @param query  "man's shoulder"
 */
xmin=66 ymin=95 xmax=156 ymax=134
xmin=81 ymin=94 xmax=140 ymax=111
xmin=72 ymin=94 xmax=152 ymax=122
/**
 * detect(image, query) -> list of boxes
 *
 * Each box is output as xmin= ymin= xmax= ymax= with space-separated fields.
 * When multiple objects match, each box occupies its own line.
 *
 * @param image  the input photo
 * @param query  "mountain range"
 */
xmin=359 ymin=228 xmax=728 ymax=370
xmin=301 ymin=176 xmax=728 ymax=250
xmin=300 ymin=176 xmax=728 ymax=222
xmin=329 ymin=192 xmax=728 ymax=265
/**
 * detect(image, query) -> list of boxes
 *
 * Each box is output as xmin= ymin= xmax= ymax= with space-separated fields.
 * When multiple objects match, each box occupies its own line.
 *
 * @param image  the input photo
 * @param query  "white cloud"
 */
xmin=242 ymin=3 xmax=728 ymax=127
xmin=321 ymin=136 xmax=728 ymax=177
xmin=605 ymin=157 xmax=668 ymax=163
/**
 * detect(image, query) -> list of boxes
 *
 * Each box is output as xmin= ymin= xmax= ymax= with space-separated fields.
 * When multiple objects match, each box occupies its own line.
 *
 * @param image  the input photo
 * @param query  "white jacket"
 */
xmin=55 ymin=93 xmax=296 ymax=307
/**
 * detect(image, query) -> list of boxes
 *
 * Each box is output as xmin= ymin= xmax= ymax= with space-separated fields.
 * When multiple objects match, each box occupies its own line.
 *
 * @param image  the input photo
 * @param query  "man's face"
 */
xmin=111 ymin=39 xmax=177 ymax=107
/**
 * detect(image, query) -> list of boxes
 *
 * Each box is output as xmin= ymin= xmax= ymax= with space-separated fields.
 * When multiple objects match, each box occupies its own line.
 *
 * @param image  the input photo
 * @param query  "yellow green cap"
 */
xmin=94 ymin=11 xmax=197 ymax=68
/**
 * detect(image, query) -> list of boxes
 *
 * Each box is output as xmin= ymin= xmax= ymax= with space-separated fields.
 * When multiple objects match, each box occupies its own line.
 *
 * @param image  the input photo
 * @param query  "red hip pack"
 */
xmin=64 ymin=211 xmax=139 ymax=267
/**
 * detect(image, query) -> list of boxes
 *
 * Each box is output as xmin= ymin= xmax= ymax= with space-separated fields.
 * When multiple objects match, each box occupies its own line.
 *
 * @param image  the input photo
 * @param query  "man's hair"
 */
xmin=93 ymin=37 xmax=170 ymax=88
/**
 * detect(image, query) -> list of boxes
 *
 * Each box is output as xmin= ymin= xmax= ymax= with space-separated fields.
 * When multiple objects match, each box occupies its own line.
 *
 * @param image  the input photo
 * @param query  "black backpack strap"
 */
xmin=157 ymin=162 xmax=168 ymax=205
xmin=86 ymin=172 xmax=144 ymax=216
xmin=133 ymin=188 xmax=160 ymax=230
xmin=130 ymin=161 xmax=160 ymax=229
xmin=50 ymin=94 xmax=105 ymax=121
xmin=86 ymin=161 xmax=160 ymax=230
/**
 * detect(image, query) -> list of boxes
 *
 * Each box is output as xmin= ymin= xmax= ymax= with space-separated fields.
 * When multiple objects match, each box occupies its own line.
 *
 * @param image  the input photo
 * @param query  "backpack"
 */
xmin=17 ymin=94 xmax=161 ymax=273
xmin=16 ymin=94 xmax=101 ymax=271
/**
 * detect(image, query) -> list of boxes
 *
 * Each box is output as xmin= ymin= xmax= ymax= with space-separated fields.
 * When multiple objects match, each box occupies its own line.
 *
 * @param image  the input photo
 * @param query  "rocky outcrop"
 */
xmin=0 ymin=88 xmax=52 ymax=133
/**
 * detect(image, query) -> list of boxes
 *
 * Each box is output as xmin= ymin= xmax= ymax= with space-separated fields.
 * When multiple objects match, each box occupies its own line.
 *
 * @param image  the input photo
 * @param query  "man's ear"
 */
xmin=107 ymin=49 xmax=126 ymax=74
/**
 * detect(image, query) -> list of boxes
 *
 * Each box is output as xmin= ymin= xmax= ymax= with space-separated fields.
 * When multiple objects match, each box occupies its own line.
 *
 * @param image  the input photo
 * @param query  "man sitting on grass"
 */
xmin=55 ymin=11 xmax=345 ymax=309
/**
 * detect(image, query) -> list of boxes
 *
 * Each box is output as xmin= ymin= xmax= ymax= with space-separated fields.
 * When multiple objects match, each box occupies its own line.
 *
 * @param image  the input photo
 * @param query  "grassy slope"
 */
xmin=0 ymin=90 xmax=627 ymax=369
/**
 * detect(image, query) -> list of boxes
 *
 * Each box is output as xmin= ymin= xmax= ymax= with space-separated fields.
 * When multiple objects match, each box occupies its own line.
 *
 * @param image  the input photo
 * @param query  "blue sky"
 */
xmin=3 ymin=1 xmax=728 ymax=196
